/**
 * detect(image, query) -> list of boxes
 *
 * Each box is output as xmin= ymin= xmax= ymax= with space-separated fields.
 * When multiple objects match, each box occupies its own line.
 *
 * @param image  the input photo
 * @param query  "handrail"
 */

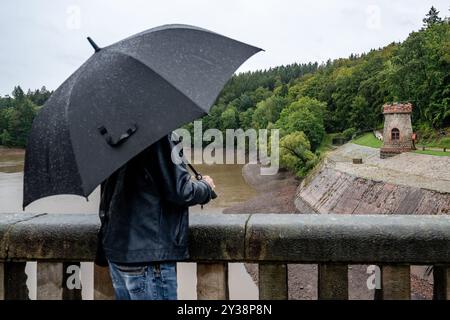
xmin=0 ymin=213 xmax=449 ymax=300
xmin=1 ymin=213 xmax=449 ymax=263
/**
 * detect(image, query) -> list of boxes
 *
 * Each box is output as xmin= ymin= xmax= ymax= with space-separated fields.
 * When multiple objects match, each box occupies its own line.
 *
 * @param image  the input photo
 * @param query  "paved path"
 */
xmin=327 ymin=143 xmax=450 ymax=193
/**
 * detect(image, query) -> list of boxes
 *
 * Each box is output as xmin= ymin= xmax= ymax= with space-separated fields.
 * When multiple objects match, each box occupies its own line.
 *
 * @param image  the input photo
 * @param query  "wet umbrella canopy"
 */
xmin=23 ymin=24 xmax=261 ymax=208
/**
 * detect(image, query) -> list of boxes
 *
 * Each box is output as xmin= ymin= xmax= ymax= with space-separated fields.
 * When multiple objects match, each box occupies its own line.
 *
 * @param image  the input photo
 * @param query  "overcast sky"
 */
xmin=0 ymin=0 xmax=448 ymax=95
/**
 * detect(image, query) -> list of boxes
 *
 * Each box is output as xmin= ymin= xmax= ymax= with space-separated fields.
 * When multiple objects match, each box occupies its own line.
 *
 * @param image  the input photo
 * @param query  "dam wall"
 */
xmin=296 ymin=167 xmax=450 ymax=215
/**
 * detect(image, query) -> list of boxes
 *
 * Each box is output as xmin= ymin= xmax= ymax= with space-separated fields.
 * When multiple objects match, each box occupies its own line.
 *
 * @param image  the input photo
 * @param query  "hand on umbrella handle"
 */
xmin=98 ymin=124 xmax=137 ymax=147
xmin=186 ymin=162 xmax=218 ymax=200
xmin=194 ymin=173 xmax=218 ymax=199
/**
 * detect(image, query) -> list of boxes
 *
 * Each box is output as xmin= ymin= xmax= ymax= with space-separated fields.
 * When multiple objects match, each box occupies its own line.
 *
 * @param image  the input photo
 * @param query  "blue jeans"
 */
xmin=108 ymin=261 xmax=177 ymax=300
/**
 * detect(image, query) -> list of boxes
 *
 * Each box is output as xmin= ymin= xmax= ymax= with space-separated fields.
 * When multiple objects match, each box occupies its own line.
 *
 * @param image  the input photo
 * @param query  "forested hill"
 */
xmin=203 ymin=7 xmax=449 ymax=137
xmin=1 ymin=7 xmax=449 ymax=159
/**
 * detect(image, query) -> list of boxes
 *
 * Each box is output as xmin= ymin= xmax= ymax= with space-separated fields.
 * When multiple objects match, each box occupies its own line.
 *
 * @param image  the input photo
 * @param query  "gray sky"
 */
xmin=0 ymin=0 xmax=448 ymax=95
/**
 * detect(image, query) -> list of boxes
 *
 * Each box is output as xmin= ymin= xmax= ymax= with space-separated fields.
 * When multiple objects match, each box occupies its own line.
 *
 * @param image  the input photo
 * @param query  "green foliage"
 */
xmin=414 ymin=124 xmax=450 ymax=148
xmin=5 ymin=98 xmax=38 ymax=147
xmin=252 ymin=95 xmax=288 ymax=129
xmin=416 ymin=123 xmax=439 ymax=141
xmin=437 ymin=137 xmax=450 ymax=149
xmin=316 ymin=133 xmax=335 ymax=154
xmin=217 ymin=63 xmax=318 ymax=106
xmin=220 ymin=106 xmax=238 ymax=130
xmin=27 ymin=86 xmax=52 ymax=106
xmin=275 ymin=97 xmax=326 ymax=151
xmin=0 ymin=129 xmax=13 ymax=147
xmin=423 ymin=6 xmax=443 ymax=27
xmin=12 ymin=86 xmax=25 ymax=100
xmin=350 ymin=96 xmax=372 ymax=130
xmin=0 ymin=86 xmax=43 ymax=147
xmin=238 ymin=108 xmax=254 ymax=130
xmin=342 ymin=127 xmax=356 ymax=140
xmin=279 ymin=131 xmax=318 ymax=177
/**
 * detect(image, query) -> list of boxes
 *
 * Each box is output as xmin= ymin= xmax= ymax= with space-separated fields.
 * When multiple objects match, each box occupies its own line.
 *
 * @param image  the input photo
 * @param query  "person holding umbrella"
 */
xmin=97 ymin=134 xmax=215 ymax=300
xmin=23 ymin=24 xmax=261 ymax=300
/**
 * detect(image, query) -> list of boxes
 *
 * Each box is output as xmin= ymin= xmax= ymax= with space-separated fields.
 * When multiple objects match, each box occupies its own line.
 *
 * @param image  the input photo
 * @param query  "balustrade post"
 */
xmin=0 ymin=263 xmax=4 ymax=300
xmin=4 ymin=262 xmax=29 ymax=300
xmin=94 ymin=264 xmax=115 ymax=300
xmin=37 ymin=262 xmax=63 ymax=300
xmin=318 ymin=263 xmax=348 ymax=300
xmin=258 ymin=263 xmax=288 ymax=300
xmin=381 ymin=265 xmax=410 ymax=300
xmin=197 ymin=263 xmax=229 ymax=300
xmin=433 ymin=266 xmax=449 ymax=300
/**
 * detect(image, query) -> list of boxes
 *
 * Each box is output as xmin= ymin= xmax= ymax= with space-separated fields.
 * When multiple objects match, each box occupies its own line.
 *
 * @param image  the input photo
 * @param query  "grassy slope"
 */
xmin=352 ymin=132 xmax=383 ymax=148
xmin=413 ymin=149 xmax=450 ymax=156
xmin=350 ymin=133 xmax=449 ymax=156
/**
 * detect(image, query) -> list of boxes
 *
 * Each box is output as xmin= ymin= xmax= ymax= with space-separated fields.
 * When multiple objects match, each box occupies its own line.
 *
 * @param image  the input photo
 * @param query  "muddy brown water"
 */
xmin=0 ymin=149 xmax=258 ymax=299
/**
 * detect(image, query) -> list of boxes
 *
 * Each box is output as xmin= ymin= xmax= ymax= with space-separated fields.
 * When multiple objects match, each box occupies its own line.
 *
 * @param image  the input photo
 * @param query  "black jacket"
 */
xmin=95 ymin=134 xmax=212 ymax=266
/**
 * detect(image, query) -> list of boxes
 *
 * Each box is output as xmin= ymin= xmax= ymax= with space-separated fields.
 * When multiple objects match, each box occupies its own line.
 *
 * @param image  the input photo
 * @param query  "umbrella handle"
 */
xmin=98 ymin=124 xmax=137 ymax=147
xmin=177 ymin=138 xmax=217 ymax=200
xmin=191 ymin=170 xmax=218 ymax=200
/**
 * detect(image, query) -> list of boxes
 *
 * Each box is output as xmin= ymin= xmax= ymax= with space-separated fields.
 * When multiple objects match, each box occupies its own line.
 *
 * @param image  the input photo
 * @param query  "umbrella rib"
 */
xmin=61 ymin=68 xmax=90 ymax=197
xmin=63 ymin=56 xmax=100 ymax=197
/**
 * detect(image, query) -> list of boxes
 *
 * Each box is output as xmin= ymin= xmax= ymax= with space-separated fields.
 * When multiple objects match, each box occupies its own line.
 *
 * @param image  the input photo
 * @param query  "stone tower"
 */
xmin=380 ymin=102 xmax=413 ymax=159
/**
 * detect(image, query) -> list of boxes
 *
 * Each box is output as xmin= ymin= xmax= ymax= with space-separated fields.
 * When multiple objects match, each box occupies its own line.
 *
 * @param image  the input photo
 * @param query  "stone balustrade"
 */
xmin=0 ymin=213 xmax=449 ymax=300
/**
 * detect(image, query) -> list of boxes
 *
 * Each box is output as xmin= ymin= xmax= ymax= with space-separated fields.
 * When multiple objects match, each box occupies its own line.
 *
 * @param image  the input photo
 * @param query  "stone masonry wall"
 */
xmin=382 ymin=113 xmax=413 ymax=150
xmin=296 ymin=167 xmax=450 ymax=215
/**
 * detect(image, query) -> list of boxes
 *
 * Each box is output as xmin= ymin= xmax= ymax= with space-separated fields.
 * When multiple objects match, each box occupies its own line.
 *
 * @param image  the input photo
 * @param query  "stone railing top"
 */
xmin=0 ymin=213 xmax=449 ymax=264
xmin=383 ymin=102 xmax=413 ymax=114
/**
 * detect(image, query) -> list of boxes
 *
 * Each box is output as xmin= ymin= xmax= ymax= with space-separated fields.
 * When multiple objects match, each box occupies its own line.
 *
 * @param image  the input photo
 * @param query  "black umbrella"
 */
xmin=23 ymin=24 xmax=261 ymax=208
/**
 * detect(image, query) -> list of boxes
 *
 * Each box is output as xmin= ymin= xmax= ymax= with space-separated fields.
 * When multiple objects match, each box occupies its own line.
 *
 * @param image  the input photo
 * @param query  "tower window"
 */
xmin=391 ymin=128 xmax=400 ymax=141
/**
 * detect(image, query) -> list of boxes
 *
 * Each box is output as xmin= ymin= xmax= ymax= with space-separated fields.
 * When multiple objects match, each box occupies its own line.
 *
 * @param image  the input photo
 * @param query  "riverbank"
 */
xmin=223 ymin=164 xmax=302 ymax=214
xmin=0 ymin=146 xmax=25 ymax=173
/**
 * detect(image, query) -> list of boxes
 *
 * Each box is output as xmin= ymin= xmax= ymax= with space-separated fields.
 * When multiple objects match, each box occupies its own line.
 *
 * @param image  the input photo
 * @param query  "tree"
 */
xmin=12 ymin=86 xmax=25 ymax=101
xmin=27 ymin=86 xmax=52 ymax=106
xmin=202 ymin=104 xmax=226 ymax=131
xmin=0 ymin=129 xmax=13 ymax=147
xmin=220 ymin=106 xmax=238 ymax=130
xmin=274 ymin=83 xmax=288 ymax=97
xmin=275 ymin=97 xmax=326 ymax=150
xmin=235 ymin=93 xmax=254 ymax=112
xmin=0 ymin=107 xmax=6 ymax=133
xmin=0 ymin=95 xmax=13 ymax=109
xmin=279 ymin=131 xmax=318 ymax=178
xmin=423 ymin=6 xmax=442 ymax=28
xmin=4 ymin=98 xmax=38 ymax=147
xmin=239 ymin=108 xmax=254 ymax=130
xmin=252 ymin=95 xmax=288 ymax=129
xmin=350 ymin=95 xmax=373 ymax=130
